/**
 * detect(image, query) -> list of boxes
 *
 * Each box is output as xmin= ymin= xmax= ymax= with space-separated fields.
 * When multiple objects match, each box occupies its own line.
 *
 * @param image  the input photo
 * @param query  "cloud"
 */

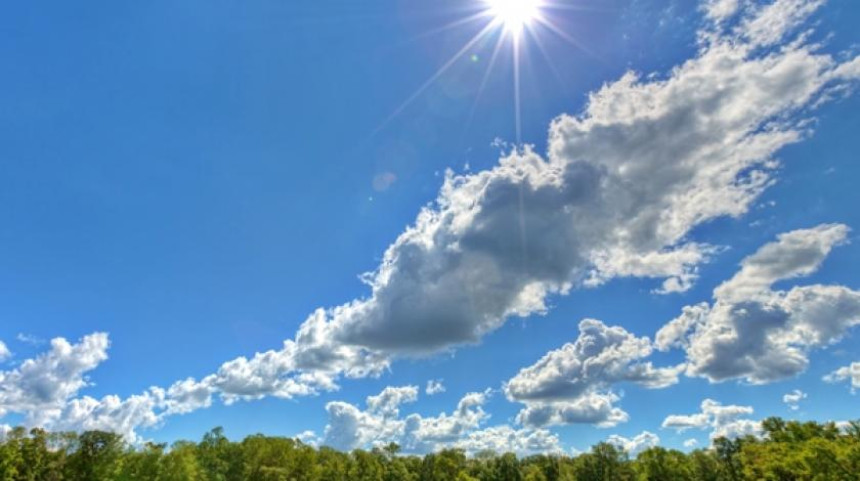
xmin=321 ymin=386 xmax=561 ymax=455
xmin=6 ymin=0 xmax=860 ymax=441
xmin=0 ymin=342 xmax=9 ymax=362
xmin=426 ymin=379 xmax=446 ymax=396
xmin=824 ymin=362 xmax=860 ymax=392
xmin=702 ymin=0 xmax=741 ymax=22
xmin=656 ymin=224 xmax=860 ymax=384
xmin=662 ymin=399 xmax=761 ymax=441
xmin=782 ymin=389 xmax=807 ymax=410
xmin=684 ymin=438 xmax=699 ymax=448
xmin=505 ymin=319 xmax=682 ymax=428
xmin=0 ymin=333 xmax=109 ymax=423
xmin=607 ymin=431 xmax=660 ymax=455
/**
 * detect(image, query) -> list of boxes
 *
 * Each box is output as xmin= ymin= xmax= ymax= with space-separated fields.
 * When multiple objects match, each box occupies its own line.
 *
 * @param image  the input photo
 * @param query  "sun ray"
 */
xmin=460 ymin=32 xmax=507 ymax=144
xmin=373 ymin=0 xmax=596 ymax=144
xmin=533 ymin=14 xmax=603 ymax=62
xmin=373 ymin=21 xmax=498 ymax=135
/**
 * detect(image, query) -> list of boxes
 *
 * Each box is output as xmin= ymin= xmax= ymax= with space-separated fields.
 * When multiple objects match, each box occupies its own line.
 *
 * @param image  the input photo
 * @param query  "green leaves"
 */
xmin=1 ymin=417 xmax=859 ymax=480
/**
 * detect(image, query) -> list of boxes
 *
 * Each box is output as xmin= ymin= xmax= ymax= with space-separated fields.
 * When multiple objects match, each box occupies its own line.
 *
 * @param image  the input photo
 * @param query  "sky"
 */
xmin=1 ymin=0 xmax=860 ymax=456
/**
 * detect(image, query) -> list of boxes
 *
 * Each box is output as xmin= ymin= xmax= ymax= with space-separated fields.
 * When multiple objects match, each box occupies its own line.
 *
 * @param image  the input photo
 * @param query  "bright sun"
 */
xmin=486 ymin=0 xmax=542 ymax=35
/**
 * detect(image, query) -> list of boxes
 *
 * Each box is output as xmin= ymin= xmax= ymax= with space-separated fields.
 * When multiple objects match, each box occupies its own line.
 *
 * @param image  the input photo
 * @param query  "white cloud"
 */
xmin=740 ymin=0 xmax=824 ymax=47
xmin=47 ymin=391 xmax=164 ymax=444
xmin=0 ymin=333 xmax=109 ymax=423
xmin=0 ymin=342 xmax=9 ymax=362
xmin=824 ymin=362 xmax=860 ymax=392
xmin=321 ymin=386 xmax=561 ymax=455
xmin=783 ymin=389 xmax=807 ymax=410
xmin=662 ymin=399 xmax=762 ymax=441
xmin=684 ymin=438 xmax=699 ymax=448
xmin=426 ymin=379 xmax=446 ymax=396
xmin=506 ymin=319 xmax=682 ymax=428
xmin=656 ymin=224 xmax=860 ymax=384
xmin=703 ymin=0 xmax=741 ymax=22
xmin=607 ymin=431 xmax=660 ymax=455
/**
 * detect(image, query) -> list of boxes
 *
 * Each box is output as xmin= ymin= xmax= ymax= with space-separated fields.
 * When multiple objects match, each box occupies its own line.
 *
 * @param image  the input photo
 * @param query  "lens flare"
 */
xmin=486 ymin=0 xmax=541 ymax=35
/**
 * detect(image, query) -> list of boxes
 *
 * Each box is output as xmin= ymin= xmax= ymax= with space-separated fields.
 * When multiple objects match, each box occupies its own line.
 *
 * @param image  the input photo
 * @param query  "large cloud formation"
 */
xmin=656 ymin=224 xmax=860 ymax=383
xmin=2 ymin=0 xmax=859 ymax=442
xmin=505 ymin=319 xmax=682 ymax=428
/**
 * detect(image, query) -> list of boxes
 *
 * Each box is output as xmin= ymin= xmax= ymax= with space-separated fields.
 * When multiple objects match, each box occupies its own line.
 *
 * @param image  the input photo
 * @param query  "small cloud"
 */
xmin=0 ymin=341 xmax=10 ymax=362
xmin=16 ymin=333 xmax=45 ymax=346
xmin=782 ymin=390 xmax=807 ymax=411
xmin=426 ymin=379 xmax=446 ymax=396
xmin=684 ymin=438 xmax=699 ymax=448
xmin=295 ymin=430 xmax=319 ymax=447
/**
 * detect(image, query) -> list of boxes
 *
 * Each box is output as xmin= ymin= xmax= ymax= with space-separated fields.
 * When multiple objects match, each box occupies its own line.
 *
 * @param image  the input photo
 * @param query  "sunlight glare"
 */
xmin=486 ymin=0 xmax=541 ymax=35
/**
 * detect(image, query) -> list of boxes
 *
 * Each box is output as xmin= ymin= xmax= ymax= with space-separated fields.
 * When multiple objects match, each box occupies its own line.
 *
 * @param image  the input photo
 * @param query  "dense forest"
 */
xmin=1 ymin=417 xmax=859 ymax=480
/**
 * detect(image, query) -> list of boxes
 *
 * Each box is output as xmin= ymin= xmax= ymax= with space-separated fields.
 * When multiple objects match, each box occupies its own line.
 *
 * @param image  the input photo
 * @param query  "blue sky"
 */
xmin=1 ymin=0 xmax=860 ymax=455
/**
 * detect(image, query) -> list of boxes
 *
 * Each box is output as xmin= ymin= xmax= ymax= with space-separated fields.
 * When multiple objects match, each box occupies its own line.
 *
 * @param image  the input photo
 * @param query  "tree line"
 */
xmin=1 ymin=417 xmax=859 ymax=480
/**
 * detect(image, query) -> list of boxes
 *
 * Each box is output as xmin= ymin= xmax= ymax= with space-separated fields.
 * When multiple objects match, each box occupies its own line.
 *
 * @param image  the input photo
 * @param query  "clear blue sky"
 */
xmin=1 ymin=0 xmax=860 ymax=454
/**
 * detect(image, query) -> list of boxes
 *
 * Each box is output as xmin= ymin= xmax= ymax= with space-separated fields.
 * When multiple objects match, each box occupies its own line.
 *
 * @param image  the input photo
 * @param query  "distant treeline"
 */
xmin=1 ymin=417 xmax=859 ymax=480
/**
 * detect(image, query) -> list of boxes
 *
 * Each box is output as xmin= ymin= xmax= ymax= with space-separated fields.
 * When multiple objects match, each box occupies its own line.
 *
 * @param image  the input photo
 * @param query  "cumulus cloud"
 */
xmin=0 ymin=333 xmax=109 ymax=423
xmin=505 ymin=319 xmax=682 ymax=428
xmin=320 ymin=386 xmax=561 ymax=455
xmin=426 ymin=379 xmax=446 ymax=396
xmin=662 ymin=399 xmax=762 ymax=441
xmin=684 ymin=438 xmax=699 ymax=448
xmin=607 ymin=431 xmax=660 ymax=455
xmin=824 ymin=362 xmax=860 ymax=392
xmin=783 ymin=389 xmax=807 ymax=410
xmin=656 ymin=224 xmax=860 ymax=384
xmin=5 ymin=0 xmax=860 ymax=441
xmin=0 ymin=342 xmax=9 ymax=362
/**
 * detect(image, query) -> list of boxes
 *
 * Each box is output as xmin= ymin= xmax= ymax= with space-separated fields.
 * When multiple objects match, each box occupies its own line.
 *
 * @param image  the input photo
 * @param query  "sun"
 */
xmin=486 ymin=0 xmax=542 ymax=35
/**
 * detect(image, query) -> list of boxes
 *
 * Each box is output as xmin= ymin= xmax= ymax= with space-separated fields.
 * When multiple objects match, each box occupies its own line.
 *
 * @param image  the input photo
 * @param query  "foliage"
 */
xmin=0 ymin=417 xmax=859 ymax=480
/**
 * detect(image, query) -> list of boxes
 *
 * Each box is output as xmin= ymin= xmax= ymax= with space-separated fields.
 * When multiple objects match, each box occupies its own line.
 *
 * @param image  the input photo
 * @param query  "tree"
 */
xmin=65 ymin=431 xmax=124 ymax=481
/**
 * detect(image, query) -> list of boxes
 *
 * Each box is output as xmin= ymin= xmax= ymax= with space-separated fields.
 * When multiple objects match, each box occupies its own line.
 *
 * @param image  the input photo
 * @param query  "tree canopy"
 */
xmin=1 ymin=417 xmax=858 ymax=480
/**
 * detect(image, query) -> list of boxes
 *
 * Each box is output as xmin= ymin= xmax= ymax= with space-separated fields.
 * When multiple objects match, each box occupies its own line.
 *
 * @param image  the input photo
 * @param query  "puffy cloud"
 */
xmin=366 ymin=386 xmax=419 ymax=418
xmin=684 ymin=438 xmax=699 ymax=448
xmin=656 ymin=224 xmax=860 ymax=384
xmin=164 ymin=378 xmax=216 ymax=415
xmin=506 ymin=319 xmax=682 ymax=428
xmin=0 ymin=333 xmax=109 ymax=422
xmin=607 ymin=431 xmax=660 ymax=455
xmin=783 ymin=389 xmax=807 ymax=410
xmin=740 ymin=0 xmax=824 ymax=47
xmin=426 ymin=379 xmax=446 ymax=396
xmin=0 ymin=335 xmax=216 ymax=442
xmin=321 ymin=386 xmax=561 ymax=455
xmin=824 ymin=362 xmax=860 ymax=391
xmin=47 ymin=391 xmax=164 ymax=444
xmin=0 ymin=342 xmax=9 ymax=362
xmin=662 ymin=399 xmax=761 ymax=441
